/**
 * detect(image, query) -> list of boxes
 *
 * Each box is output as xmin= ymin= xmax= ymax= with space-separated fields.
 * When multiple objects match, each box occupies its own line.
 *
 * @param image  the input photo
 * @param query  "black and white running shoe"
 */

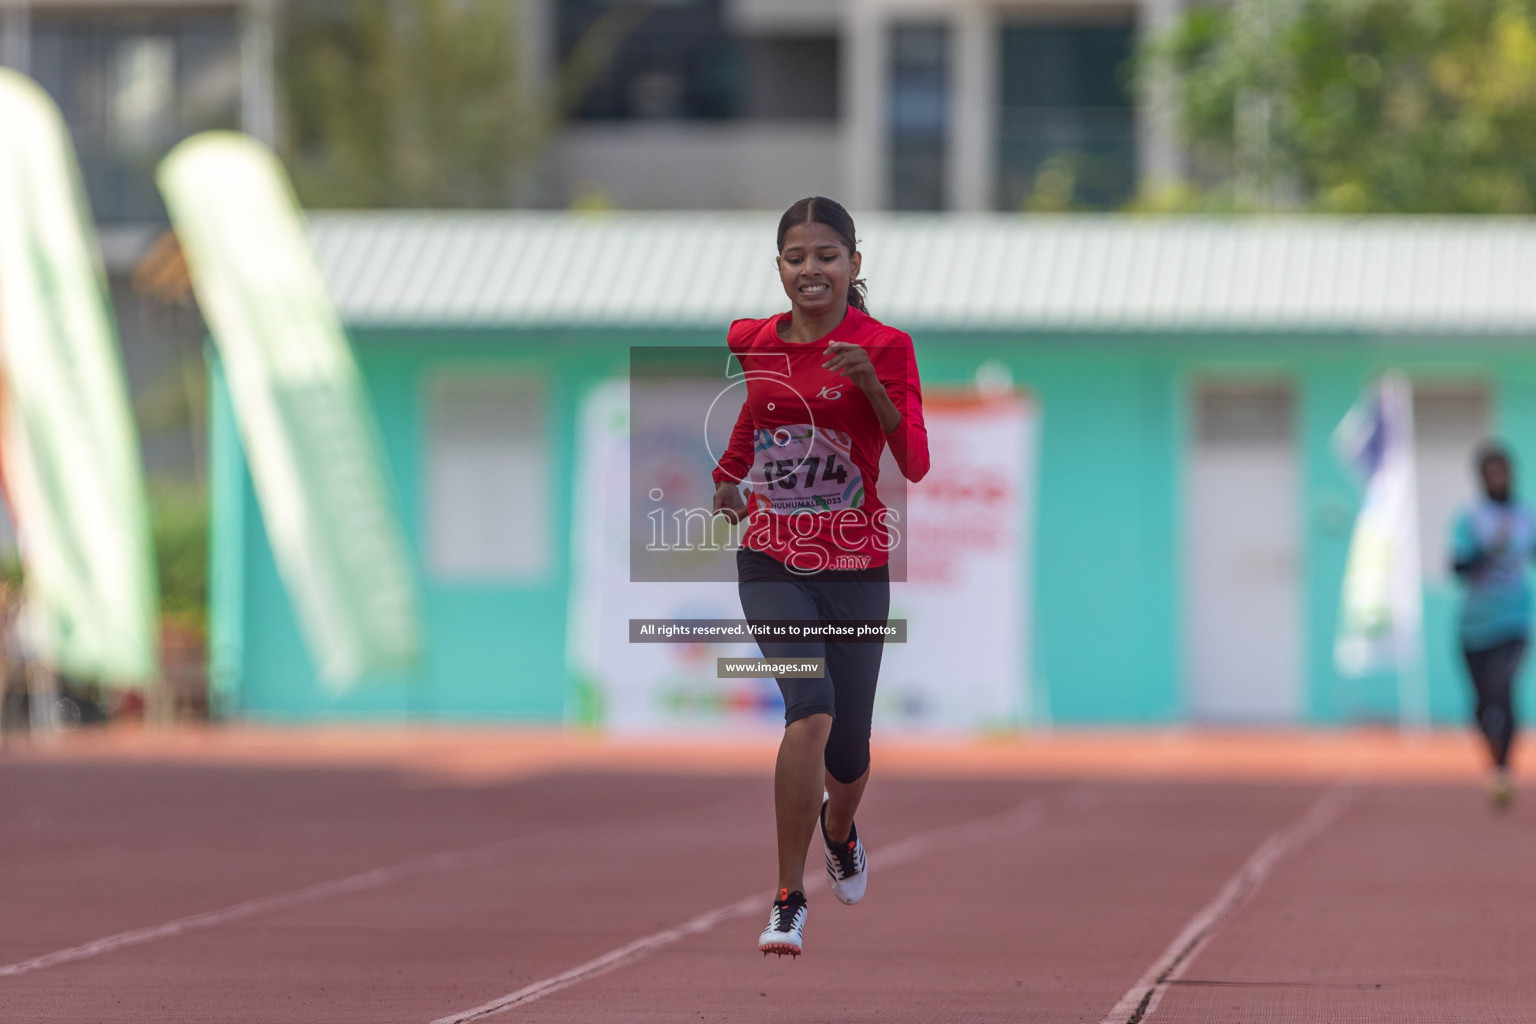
xmin=758 ymin=888 xmax=808 ymax=957
xmin=821 ymin=796 xmax=867 ymax=905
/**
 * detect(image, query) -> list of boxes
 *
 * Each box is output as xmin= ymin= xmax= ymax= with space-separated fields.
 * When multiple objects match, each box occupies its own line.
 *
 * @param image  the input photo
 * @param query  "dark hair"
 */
xmin=776 ymin=196 xmax=868 ymax=313
xmin=1477 ymin=440 xmax=1512 ymax=472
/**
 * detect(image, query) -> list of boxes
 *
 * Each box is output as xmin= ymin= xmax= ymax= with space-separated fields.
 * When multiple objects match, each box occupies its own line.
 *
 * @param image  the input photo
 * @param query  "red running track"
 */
xmin=1 ymin=748 xmax=1532 ymax=1022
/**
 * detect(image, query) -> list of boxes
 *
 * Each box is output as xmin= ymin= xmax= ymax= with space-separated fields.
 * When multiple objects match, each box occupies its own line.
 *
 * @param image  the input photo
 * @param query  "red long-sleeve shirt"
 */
xmin=712 ymin=306 xmax=929 ymax=572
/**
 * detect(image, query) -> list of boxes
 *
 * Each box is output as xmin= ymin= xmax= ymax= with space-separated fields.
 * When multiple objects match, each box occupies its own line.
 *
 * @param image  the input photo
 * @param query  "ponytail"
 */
xmin=847 ymin=277 xmax=868 ymax=313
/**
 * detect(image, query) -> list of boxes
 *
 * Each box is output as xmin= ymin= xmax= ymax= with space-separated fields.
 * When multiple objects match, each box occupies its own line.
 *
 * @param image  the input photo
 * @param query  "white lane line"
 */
xmin=1098 ymin=786 xmax=1355 ymax=1024
xmin=2 ymin=849 xmax=494 ymax=978
xmin=0 ymin=802 xmax=739 ymax=980
xmin=430 ymin=788 xmax=1084 ymax=1024
xmin=429 ymin=893 xmax=769 ymax=1024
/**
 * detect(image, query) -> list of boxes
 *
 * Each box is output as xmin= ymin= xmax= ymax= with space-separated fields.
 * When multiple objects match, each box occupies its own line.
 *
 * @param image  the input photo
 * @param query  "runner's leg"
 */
xmin=774 ymin=714 xmax=832 ymax=894
xmin=823 ymin=770 xmax=868 ymax=846
xmin=741 ymin=565 xmax=833 ymax=896
xmin=1486 ymin=638 xmax=1526 ymax=768
xmin=1467 ymin=638 xmax=1524 ymax=768
xmin=816 ymin=569 xmax=889 ymax=844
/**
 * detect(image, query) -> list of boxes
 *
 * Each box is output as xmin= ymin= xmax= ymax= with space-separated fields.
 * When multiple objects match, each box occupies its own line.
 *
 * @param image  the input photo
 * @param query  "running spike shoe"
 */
xmin=757 ymin=888 xmax=807 ymax=957
xmin=1491 ymin=767 xmax=1514 ymax=809
xmin=821 ymin=796 xmax=868 ymax=906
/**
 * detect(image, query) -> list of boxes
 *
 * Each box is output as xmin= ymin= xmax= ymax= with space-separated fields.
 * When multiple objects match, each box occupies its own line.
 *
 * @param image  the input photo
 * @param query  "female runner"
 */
xmin=1452 ymin=442 xmax=1536 ymax=807
xmin=710 ymin=196 xmax=929 ymax=956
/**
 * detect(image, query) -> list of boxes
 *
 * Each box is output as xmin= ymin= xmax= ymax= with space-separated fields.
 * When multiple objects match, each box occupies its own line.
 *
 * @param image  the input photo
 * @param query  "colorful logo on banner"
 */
xmin=0 ymin=69 xmax=159 ymax=684
xmin=158 ymin=133 xmax=421 ymax=688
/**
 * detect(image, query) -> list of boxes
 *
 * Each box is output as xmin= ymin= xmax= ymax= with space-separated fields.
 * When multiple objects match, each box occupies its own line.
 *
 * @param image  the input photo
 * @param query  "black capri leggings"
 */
xmin=737 ymin=547 xmax=890 ymax=785
xmin=1464 ymin=636 xmax=1527 ymax=769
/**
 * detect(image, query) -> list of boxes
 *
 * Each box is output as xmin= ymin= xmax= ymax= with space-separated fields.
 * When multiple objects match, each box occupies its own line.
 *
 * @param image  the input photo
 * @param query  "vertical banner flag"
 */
xmin=157 ymin=132 xmax=421 ymax=687
xmin=1333 ymin=370 xmax=1429 ymax=728
xmin=0 ymin=69 xmax=159 ymax=684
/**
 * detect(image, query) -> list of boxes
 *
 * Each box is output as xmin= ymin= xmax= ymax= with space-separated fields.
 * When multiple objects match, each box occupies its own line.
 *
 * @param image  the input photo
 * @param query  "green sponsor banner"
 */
xmin=158 ymin=132 xmax=421 ymax=687
xmin=0 ymin=69 xmax=159 ymax=683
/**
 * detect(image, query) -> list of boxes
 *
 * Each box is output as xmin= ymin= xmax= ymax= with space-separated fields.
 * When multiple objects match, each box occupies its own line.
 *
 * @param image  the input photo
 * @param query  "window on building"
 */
xmin=426 ymin=376 xmax=549 ymax=581
xmin=997 ymin=24 xmax=1136 ymax=211
xmin=1414 ymin=383 xmax=1491 ymax=583
xmin=560 ymin=0 xmax=744 ymax=120
xmin=1195 ymin=383 xmax=1294 ymax=445
xmin=889 ymin=23 xmax=949 ymax=212
xmin=742 ymin=36 xmax=839 ymax=120
xmin=29 ymin=13 xmax=242 ymax=224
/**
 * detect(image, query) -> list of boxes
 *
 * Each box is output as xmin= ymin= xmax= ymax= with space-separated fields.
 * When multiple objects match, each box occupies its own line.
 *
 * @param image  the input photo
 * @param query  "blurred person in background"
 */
xmin=711 ymin=197 xmax=929 ymax=957
xmin=1452 ymin=442 xmax=1534 ymax=807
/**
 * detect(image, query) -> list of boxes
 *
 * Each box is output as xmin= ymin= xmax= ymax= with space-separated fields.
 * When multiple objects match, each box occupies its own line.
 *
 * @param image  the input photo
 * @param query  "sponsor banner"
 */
xmin=569 ymin=380 xmax=1038 ymax=731
xmin=157 ymin=133 xmax=421 ymax=687
xmin=1333 ymin=371 xmax=1428 ymax=725
xmin=568 ymin=379 xmax=773 ymax=729
xmin=0 ymin=69 xmax=158 ymax=683
xmin=877 ymin=392 xmax=1038 ymax=729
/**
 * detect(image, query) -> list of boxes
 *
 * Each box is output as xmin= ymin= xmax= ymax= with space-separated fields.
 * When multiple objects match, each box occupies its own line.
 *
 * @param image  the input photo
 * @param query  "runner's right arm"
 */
xmin=713 ymin=398 xmax=754 ymax=486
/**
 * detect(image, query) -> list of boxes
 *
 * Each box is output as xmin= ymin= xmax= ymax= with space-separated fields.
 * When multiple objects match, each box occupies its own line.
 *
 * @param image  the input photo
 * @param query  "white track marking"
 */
xmin=1099 ymin=786 xmax=1355 ymax=1024
xmin=429 ymin=893 xmax=769 ymax=1024
xmin=432 ymin=788 xmax=1083 ymax=1024
xmin=0 ymin=802 xmax=741 ymax=979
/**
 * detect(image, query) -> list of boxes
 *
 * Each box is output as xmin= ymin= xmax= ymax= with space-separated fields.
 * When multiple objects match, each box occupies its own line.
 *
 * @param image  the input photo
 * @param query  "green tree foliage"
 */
xmin=279 ymin=0 xmax=642 ymax=208
xmin=1147 ymin=0 xmax=1536 ymax=212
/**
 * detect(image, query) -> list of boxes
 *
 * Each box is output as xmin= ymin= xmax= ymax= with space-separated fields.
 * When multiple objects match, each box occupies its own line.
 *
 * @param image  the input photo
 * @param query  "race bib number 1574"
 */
xmin=746 ymin=424 xmax=864 ymax=515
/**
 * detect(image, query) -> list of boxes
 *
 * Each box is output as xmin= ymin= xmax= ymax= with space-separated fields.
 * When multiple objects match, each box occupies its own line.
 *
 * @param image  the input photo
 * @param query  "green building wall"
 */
xmin=209 ymin=329 xmax=1536 ymax=726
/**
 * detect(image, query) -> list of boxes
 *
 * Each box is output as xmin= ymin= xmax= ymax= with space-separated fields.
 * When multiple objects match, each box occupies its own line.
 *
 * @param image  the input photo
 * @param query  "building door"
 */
xmin=1187 ymin=381 xmax=1301 ymax=722
xmin=1413 ymin=384 xmax=1490 ymax=587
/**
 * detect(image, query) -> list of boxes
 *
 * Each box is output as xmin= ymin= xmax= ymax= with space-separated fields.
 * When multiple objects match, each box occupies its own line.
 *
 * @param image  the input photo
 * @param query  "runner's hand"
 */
xmin=712 ymin=480 xmax=746 ymax=524
xmin=822 ymin=342 xmax=879 ymax=392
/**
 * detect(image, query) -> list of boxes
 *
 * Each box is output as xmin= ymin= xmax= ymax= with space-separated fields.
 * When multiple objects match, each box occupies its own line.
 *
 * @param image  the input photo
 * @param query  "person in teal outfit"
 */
xmin=1451 ymin=443 xmax=1536 ymax=807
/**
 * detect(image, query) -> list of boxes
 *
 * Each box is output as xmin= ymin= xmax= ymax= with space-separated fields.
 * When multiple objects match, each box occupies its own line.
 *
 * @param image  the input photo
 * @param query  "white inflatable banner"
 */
xmin=0 ymin=69 xmax=159 ymax=685
xmin=159 ymin=133 xmax=422 ymax=688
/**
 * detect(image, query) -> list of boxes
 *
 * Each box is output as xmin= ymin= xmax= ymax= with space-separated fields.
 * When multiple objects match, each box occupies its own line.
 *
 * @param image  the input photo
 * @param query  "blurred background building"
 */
xmin=207 ymin=214 xmax=1536 ymax=729
xmin=1 ymin=0 xmax=1159 ymax=221
xmin=526 ymin=0 xmax=1158 ymax=213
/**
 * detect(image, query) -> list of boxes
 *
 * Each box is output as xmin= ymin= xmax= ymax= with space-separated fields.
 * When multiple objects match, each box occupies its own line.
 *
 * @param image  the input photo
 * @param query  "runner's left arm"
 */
xmin=875 ymin=336 xmax=929 ymax=483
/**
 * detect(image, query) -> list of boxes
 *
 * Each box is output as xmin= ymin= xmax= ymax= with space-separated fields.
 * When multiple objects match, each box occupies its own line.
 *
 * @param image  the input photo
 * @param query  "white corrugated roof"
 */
xmin=306 ymin=211 xmax=1536 ymax=334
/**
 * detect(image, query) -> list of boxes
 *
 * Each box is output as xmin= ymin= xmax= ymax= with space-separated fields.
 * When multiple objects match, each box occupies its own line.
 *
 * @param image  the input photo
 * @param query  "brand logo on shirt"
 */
xmin=817 ymin=384 xmax=844 ymax=400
